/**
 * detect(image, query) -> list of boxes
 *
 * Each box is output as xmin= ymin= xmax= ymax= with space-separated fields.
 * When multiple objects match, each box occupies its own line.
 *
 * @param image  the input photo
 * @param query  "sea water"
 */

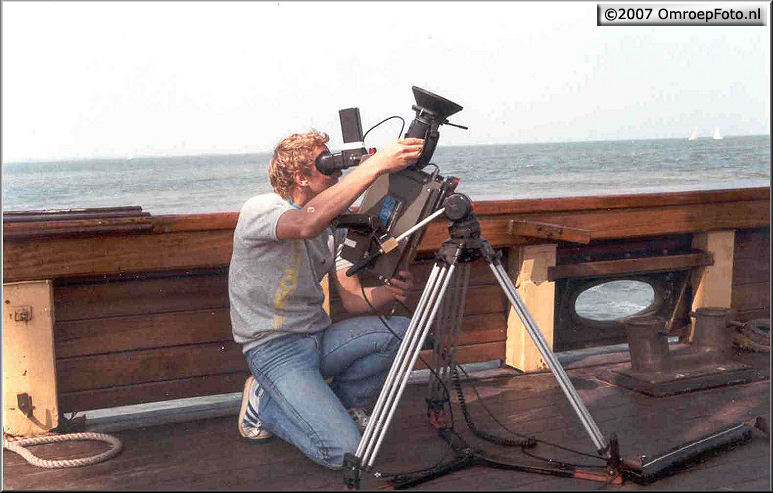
xmin=3 ymin=135 xmax=769 ymax=215
xmin=2 ymin=135 xmax=769 ymax=320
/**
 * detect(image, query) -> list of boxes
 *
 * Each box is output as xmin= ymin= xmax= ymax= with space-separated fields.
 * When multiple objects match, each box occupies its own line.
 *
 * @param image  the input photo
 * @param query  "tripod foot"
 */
xmin=343 ymin=453 xmax=362 ymax=490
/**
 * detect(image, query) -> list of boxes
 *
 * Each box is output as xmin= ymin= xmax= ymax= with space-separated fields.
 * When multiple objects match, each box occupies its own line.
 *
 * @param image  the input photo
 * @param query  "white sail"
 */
xmin=712 ymin=127 xmax=723 ymax=140
xmin=688 ymin=127 xmax=698 ymax=141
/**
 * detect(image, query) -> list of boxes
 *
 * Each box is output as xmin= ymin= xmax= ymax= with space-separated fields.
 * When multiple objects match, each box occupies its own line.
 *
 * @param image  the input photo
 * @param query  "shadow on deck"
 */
xmin=3 ymin=350 xmax=770 ymax=491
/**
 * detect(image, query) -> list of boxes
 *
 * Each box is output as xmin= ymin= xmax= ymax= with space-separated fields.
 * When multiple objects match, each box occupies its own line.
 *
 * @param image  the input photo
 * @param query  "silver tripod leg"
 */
xmin=488 ymin=260 xmax=610 ymax=456
xmin=355 ymin=261 xmax=459 ymax=469
xmin=428 ymin=263 xmax=469 ymax=405
xmin=355 ymin=263 xmax=442 ymax=460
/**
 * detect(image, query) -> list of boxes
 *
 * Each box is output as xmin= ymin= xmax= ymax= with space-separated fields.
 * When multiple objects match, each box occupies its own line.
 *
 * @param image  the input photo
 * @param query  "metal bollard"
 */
xmin=622 ymin=315 xmax=670 ymax=372
xmin=691 ymin=307 xmax=735 ymax=357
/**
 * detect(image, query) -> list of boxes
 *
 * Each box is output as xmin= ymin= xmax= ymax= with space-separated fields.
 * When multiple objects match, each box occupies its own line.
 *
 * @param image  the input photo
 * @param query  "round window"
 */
xmin=574 ymin=280 xmax=655 ymax=321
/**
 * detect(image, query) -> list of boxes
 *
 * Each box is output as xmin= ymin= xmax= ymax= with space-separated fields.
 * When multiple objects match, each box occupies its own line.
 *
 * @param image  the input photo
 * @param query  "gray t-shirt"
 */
xmin=228 ymin=192 xmax=351 ymax=353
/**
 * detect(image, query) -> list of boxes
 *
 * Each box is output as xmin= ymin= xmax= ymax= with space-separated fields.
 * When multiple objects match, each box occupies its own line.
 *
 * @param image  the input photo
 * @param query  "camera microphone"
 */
xmin=316 ymin=108 xmax=371 ymax=175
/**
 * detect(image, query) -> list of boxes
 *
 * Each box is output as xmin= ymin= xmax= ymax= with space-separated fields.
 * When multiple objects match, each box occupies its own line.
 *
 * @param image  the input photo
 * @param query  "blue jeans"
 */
xmin=244 ymin=315 xmax=410 ymax=469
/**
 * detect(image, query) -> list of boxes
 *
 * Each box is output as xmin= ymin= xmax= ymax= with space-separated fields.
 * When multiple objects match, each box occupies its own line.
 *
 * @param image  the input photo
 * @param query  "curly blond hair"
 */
xmin=268 ymin=130 xmax=329 ymax=199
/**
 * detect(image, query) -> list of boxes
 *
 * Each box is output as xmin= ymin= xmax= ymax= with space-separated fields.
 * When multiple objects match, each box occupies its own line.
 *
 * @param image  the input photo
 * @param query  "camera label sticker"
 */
xmin=379 ymin=196 xmax=399 ymax=228
xmin=344 ymin=237 xmax=358 ymax=249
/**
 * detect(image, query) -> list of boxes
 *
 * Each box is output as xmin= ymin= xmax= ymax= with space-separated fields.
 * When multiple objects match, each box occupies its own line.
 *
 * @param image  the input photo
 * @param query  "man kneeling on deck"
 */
xmin=228 ymin=130 xmax=423 ymax=469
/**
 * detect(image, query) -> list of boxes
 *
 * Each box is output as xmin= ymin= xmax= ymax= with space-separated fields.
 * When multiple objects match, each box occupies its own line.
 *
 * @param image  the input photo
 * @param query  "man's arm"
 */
xmin=333 ymin=268 xmax=414 ymax=315
xmin=276 ymin=139 xmax=423 ymax=240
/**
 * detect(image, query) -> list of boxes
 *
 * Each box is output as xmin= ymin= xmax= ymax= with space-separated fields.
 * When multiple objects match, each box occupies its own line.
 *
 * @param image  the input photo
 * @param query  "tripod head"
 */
xmin=443 ymin=194 xmax=481 ymax=240
xmin=435 ymin=193 xmax=502 ymax=266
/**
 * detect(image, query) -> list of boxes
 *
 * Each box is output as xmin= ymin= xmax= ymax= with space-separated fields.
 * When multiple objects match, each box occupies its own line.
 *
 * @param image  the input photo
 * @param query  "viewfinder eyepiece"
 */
xmin=404 ymin=86 xmax=464 ymax=169
xmin=315 ymin=108 xmax=368 ymax=175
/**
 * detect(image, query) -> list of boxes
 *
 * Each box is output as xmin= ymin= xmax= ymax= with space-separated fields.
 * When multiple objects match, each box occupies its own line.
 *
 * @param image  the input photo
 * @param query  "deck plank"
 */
xmin=4 ymin=351 xmax=769 ymax=491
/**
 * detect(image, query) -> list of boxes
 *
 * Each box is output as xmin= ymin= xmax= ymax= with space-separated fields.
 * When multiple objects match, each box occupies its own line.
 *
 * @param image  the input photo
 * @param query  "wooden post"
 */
xmin=690 ymin=230 xmax=735 ymax=340
xmin=504 ymin=244 xmax=557 ymax=372
xmin=2 ymin=280 xmax=59 ymax=436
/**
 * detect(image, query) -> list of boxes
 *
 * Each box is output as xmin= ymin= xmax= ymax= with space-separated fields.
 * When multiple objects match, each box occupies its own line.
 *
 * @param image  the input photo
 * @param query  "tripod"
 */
xmin=343 ymin=193 xmax=621 ymax=489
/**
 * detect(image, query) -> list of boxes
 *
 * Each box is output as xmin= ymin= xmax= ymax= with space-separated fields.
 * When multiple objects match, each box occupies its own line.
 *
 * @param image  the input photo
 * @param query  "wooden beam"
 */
xmin=57 ymin=342 xmax=509 ymax=412
xmin=690 ymin=230 xmax=736 ymax=342
xmin=3 ymin=190 xmax=768 ymax=282
xmin=3 ymin=230 xmax=235 ymax=282
xmin=732 ymin=282 xmax=770 ymax=313
xmin=470 ymin=187 xmax=770 ymax=215
xmin=414 ymin=341 xmax=505 ymax=370
xmin=2 ymin=206 xmax=146 ymax=221
xmin=54 ymin=273 xmax=229 ymax=321
xmin=2 ymin=280 xmax=59 ymax=436
xmin=505 ymin=244 xmax=557 ymax=373
xmin=547 ymin=251 xmax=714 ymax=281
xmin=691 ymin=231 xmax=735 ymax=309
xmin=734 ymin=228 xmax=770 ymax=259
xmin=3 ymin=207 xmax=153 ymax=240
xmin=151 ymin=212 xmax=239 ymax=233
xmin=416 ymin=198 xmax=768 ymax=253
xmin=508 ymin=219 xmax=591 ymax=244
xmin=58 ymin=372 xmax=249 ymax=413
xmin=56 ymin=342 xmax=247 ymax=393
xmin=2 ymin=217 xmax=153 ymax=240
xmin=55 ymin=308 xmax=233 ymax=359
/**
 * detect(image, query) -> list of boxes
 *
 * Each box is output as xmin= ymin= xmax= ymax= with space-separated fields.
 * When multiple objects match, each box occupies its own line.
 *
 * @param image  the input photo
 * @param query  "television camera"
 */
xmin=322 ymin=86 xmax=468 ymax=282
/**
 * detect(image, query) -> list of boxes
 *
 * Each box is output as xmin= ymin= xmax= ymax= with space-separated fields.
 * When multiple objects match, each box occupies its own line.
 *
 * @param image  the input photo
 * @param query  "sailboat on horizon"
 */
xmin=713 ymin=127 xmax=723 ymax=140
xmin=688 ymin=127 xmax=698 ymax=141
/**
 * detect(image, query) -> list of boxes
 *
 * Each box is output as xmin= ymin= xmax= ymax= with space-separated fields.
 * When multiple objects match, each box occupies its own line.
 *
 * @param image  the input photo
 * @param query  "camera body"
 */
xmin=341 ymin=169 xmax=458 ymax=282
xmin=329 ymin=87 xmax=465 ymax=281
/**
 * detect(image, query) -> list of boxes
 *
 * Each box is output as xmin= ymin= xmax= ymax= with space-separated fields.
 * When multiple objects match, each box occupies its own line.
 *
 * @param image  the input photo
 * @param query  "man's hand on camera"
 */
xmin=368 ymin=138 xmax=424 ymax=175
xmin=385 ymin=270 xmax=414 ymax=304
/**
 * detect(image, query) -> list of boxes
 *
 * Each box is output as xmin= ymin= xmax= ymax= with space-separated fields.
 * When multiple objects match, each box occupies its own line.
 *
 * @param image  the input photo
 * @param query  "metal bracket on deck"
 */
xmin=16 ymin=393 xmax=34 ymax=418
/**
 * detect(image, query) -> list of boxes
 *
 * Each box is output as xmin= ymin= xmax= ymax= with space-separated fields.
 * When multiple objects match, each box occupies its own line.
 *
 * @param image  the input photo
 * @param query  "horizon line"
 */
xmin=3 ymin=132 xmax=770 ymax=165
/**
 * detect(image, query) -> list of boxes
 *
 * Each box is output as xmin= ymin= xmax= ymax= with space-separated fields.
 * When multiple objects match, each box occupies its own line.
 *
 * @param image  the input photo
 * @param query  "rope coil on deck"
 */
xmin=3 ymin=432 xmax=122 ymax=468
xmin=733 ymin=319 xmax=770 ymax=353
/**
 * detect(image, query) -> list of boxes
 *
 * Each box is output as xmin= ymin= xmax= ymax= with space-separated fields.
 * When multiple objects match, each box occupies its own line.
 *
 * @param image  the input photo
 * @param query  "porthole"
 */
xmin=574 ymin=280 xmax=656 ymax=321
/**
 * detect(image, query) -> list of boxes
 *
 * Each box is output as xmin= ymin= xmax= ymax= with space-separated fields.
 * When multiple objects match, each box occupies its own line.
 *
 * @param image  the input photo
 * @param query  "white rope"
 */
xmin=3 ymin=432 xmax=122 ymax=468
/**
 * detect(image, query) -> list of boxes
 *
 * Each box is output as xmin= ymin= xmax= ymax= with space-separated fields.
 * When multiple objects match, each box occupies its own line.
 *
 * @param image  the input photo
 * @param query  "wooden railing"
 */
xmin=2 ymin=187 xmax=769 ymax=415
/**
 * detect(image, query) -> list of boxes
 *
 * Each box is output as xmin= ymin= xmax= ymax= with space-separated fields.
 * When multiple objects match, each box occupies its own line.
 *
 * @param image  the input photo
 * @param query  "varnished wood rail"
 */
xmin=3 ymin=187 xmax=768 ymax=282
xmin=2 ymin=187 xmax=768 ymax=413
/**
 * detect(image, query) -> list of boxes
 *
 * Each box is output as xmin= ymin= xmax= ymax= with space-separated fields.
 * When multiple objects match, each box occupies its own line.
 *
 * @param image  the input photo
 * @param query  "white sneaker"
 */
xmin=348 ymin=407 xmax=370 ymax=432
xmin=238 ymin=376 xmax=273 ymax=442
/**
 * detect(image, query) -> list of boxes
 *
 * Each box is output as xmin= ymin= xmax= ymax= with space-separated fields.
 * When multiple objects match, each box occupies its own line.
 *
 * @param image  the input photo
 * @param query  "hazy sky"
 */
xmin=2 ymin=1 xmax=770 ymax=162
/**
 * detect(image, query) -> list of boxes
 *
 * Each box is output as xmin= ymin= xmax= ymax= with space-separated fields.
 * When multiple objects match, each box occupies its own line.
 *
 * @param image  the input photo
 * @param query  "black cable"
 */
xmin=450 ymin=365 xmax=533 ymax=448
xmin=519 ymin=445 xmax=608 ymax=469
xmin=454 ymin=363 xmax=609 ymax=468
xmin=362 ymin=115 xmax=406 ymax=142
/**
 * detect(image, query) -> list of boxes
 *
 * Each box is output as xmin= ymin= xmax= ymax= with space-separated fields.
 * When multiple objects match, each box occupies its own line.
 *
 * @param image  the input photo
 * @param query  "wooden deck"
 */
xmin=4 ymin=349 xmax=769 ymax=491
